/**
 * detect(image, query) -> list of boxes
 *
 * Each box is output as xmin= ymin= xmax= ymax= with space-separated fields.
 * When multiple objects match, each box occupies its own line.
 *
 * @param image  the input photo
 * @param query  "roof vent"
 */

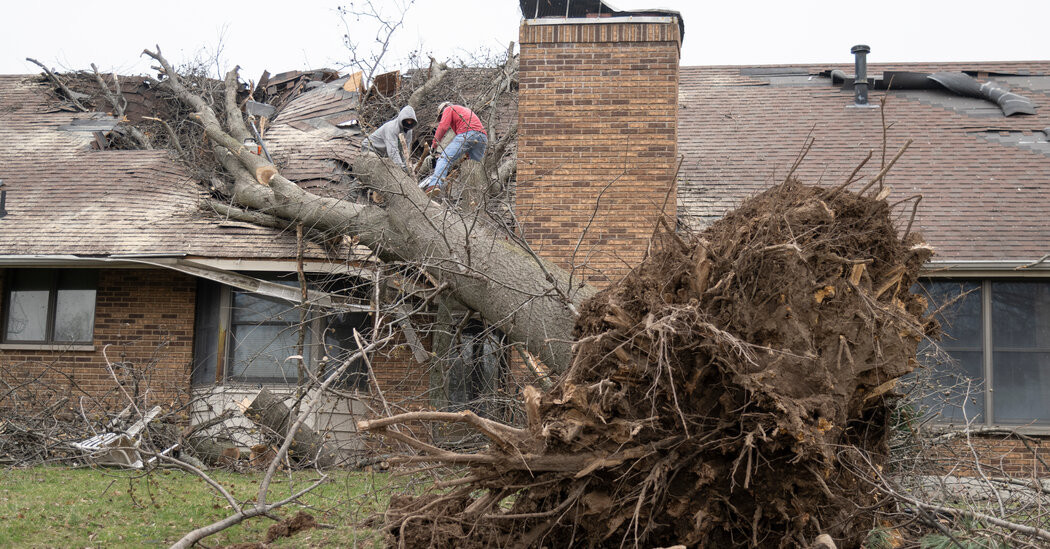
xmin=851 ymin=45 xmax=871 ymax=106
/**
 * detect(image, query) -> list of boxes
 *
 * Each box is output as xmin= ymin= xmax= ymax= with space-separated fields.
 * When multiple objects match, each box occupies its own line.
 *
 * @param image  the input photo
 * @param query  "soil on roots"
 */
xmin=383 ymin=179 xmax=935 ymax=548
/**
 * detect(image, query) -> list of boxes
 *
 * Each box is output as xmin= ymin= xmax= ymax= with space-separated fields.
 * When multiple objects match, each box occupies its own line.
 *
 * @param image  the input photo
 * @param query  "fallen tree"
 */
xmin=358 ymin=178 xmax=935 ymax=548
xmin=244 ymin=388 xmax=339 ymax=468
xmin=137 ymin=46 xmax=588 ymax=375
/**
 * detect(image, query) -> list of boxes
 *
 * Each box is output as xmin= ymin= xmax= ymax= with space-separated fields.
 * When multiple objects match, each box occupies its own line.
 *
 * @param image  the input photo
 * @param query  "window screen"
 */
xmin=918 ymin=278 xmax=1050 ymax=426
xmin=917 ymin=280 xmax=984 ymax=423
xmin=446 ymin=322 xmax=507 ymax=417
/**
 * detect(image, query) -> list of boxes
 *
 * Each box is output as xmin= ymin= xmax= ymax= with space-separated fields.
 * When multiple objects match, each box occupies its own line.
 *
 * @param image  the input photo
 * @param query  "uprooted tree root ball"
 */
xmin=361 ymin=179 xmax=935 ymax=548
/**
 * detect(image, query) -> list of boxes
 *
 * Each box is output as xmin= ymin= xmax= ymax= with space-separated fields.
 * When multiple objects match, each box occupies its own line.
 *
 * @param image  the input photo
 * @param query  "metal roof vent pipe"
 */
xmin=849 ymin=45 xmax=878 ymax=109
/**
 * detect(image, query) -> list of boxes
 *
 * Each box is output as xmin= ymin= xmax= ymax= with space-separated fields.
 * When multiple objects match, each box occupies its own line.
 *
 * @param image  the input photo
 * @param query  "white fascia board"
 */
xmin=179 ymin=257 xmax=377 ymax=275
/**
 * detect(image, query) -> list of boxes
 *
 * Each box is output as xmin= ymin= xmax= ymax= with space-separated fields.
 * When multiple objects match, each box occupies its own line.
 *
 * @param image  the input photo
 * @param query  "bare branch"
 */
xmin=27 ymin=57 xmax=88 ymax=112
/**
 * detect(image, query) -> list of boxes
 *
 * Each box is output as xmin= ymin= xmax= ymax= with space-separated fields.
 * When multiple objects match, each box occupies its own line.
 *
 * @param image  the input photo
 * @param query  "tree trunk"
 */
xmin=183 ymin=436 xmax=238 ymax=466
xmin=244 ymin=388 xmax=338 ymax=468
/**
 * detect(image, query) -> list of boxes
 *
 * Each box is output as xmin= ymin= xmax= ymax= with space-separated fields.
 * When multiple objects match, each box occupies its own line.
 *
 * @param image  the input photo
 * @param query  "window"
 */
xmin=192 ymin=277 xmax=371 ymax=387
xmin=228 ymin=288 xmax=311 ymax=383
xmin=3 ymin=269 xmax=97 ymax=344
xmin=444 ymin=321 xmax=508 ymax=417
xmin=918 ymin=279 xmax=1050 ymax=425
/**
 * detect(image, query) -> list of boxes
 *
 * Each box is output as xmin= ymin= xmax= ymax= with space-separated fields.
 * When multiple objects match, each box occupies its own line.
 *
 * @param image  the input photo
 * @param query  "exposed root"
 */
xmin=360 ymin=178 xmax=934 ymax=547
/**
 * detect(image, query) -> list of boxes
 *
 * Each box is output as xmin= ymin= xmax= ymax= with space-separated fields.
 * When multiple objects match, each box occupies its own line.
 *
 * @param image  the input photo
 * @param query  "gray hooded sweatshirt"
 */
xmin=364 ymin=105 xmax=416 ymax=168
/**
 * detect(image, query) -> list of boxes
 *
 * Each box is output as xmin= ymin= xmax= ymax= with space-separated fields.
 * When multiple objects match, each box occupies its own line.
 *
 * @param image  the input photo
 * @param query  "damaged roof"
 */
xmin=677 ymin=61 xmax=1050 ymax=264
xmin=0 ymin=75 xmax=358 ymax=263
xmin=263 ymin=76 xmax=365 ymax=197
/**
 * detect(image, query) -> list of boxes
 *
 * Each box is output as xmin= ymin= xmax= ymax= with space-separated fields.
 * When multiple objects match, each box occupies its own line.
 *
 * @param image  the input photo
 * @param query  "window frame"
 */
xmin=225 ymin=284 xmax=316 ymax=384
xmin=192 ymin=276 xmax=373 ymax=387
xmin=919 ymin=275 xmax=1050 ymax=432
xmin=1 ymin=268 xmax=98 ymax=346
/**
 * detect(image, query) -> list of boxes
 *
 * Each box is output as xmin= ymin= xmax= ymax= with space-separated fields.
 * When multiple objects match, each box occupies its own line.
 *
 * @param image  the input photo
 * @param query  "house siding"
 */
xmin=0 ymin=268 xmax=196 ymax=414
xmin=516 ymin=19 xmax=681 ymax=286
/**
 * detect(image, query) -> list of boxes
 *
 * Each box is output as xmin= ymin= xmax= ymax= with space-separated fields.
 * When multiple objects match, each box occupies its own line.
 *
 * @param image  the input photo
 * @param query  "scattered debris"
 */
xmin=71 ymin=406 xmax=172 ymax=468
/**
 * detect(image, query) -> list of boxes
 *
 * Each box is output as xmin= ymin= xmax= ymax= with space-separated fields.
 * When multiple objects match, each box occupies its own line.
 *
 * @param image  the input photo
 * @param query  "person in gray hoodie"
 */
xmin=361 ymin=105 xmax=417 ymax=170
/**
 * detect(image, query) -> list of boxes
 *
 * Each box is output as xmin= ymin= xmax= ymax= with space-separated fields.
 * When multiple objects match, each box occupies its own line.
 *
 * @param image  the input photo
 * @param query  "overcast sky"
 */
xmin=3 ymin=0 xmax=1050 ymax=79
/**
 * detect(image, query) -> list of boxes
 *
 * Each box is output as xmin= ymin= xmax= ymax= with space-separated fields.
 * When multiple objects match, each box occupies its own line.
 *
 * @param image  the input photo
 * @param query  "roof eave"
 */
xmin=924 ymin=260 xmax=1050 ymax=276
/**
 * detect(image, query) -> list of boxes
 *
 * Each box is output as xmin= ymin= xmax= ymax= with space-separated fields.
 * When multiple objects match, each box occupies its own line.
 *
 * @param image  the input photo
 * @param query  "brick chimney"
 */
xmin=516 ymin=14 xmax=682 ymax=287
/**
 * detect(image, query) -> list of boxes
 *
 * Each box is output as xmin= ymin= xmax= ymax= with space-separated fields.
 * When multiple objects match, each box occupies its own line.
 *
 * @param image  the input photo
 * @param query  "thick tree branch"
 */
xmin=408 ymin=59 xmax=448 ymax=110
xmin=223 ymin=67 xmax=252 ymax=144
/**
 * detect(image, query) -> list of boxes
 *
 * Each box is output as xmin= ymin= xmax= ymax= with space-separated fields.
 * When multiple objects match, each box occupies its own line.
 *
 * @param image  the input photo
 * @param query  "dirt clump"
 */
xmin=373 ymin=179 xmax=934 ymax=548
xmin=265 ymin=511 xmax=318 ymax=543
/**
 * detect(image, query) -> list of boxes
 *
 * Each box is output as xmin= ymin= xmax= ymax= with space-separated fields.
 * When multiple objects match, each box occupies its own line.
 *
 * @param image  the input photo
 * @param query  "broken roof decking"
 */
xmin=677 ymin=61 xmax=1050 ymax=263
xmin=0 ymin=75 xmax=348 ymax=261
xmin=263 ymin=77 xmax=364 ymax=197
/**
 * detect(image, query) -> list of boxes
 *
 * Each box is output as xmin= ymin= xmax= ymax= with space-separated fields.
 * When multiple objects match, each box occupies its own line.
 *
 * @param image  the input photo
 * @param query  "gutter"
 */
xmin=0 ymin=255 xmax=371 ymax=312
xmin=128 ymin=258 xmax=373 ymax=311
xmin=924 ymin=260 xmax=1050 ymax=277
xmin=0 ymin=255 xmax=155 ymax=267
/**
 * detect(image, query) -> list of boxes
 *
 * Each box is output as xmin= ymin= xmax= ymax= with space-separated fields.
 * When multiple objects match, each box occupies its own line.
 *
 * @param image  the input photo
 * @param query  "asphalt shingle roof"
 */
xmin=677 ymin=61 xmax=1050 ymax=263
xmin=0 ymin=75 xmax=340 ymax=261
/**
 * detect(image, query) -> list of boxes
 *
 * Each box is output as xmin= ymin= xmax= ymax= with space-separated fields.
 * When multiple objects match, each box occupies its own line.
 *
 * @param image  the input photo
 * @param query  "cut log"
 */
xmin=184 ymin=436 xmax=239 ymax=466
xmin=243 ymin=388 xmax=339 ymax=468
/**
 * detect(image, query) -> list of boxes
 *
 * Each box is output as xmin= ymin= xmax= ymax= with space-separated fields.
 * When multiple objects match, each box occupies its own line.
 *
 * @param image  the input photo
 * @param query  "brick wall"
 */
xmin=516 ymin=18 xmax=681 ymax=287
xmin=927 ymin=434 xmax=1050 ymax=478
xmin=369 ymin=331 xmax=431 ymax=409
xmin=0 ymin=268 xmax=195 ymax=415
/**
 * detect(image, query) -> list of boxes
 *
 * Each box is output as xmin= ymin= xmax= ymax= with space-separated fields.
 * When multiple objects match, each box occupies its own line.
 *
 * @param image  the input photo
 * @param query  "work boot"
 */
xmin=422 ymin=185 xmax=443 ymax=200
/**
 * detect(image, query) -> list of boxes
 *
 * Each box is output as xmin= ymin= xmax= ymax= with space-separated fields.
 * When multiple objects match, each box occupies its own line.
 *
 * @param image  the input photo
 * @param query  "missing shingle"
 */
xmin=971 ymin=130 xmax=1050 ymax=157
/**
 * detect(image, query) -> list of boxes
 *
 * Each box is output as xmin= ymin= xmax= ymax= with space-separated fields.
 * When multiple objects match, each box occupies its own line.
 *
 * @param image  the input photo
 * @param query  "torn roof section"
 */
xmin=677 ymin=60 xmax=1050 ymax=264
xmin=0 ymin=61 xmax=514 ymax=267
xmin=824 ymin=68 xmax=1036 ymax=116
xmin=263 ymin=75 xmax=365 ymax=198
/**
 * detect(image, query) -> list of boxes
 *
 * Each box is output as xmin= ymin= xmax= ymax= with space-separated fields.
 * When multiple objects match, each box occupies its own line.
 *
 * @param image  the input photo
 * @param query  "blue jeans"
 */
xmin=421 ymin=131 xmax=488 ymax=190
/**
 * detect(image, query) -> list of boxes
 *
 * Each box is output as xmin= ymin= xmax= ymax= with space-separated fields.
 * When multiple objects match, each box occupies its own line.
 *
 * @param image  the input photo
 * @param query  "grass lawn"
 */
xmin=0 ymin=466 xmax=399 ymax=548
